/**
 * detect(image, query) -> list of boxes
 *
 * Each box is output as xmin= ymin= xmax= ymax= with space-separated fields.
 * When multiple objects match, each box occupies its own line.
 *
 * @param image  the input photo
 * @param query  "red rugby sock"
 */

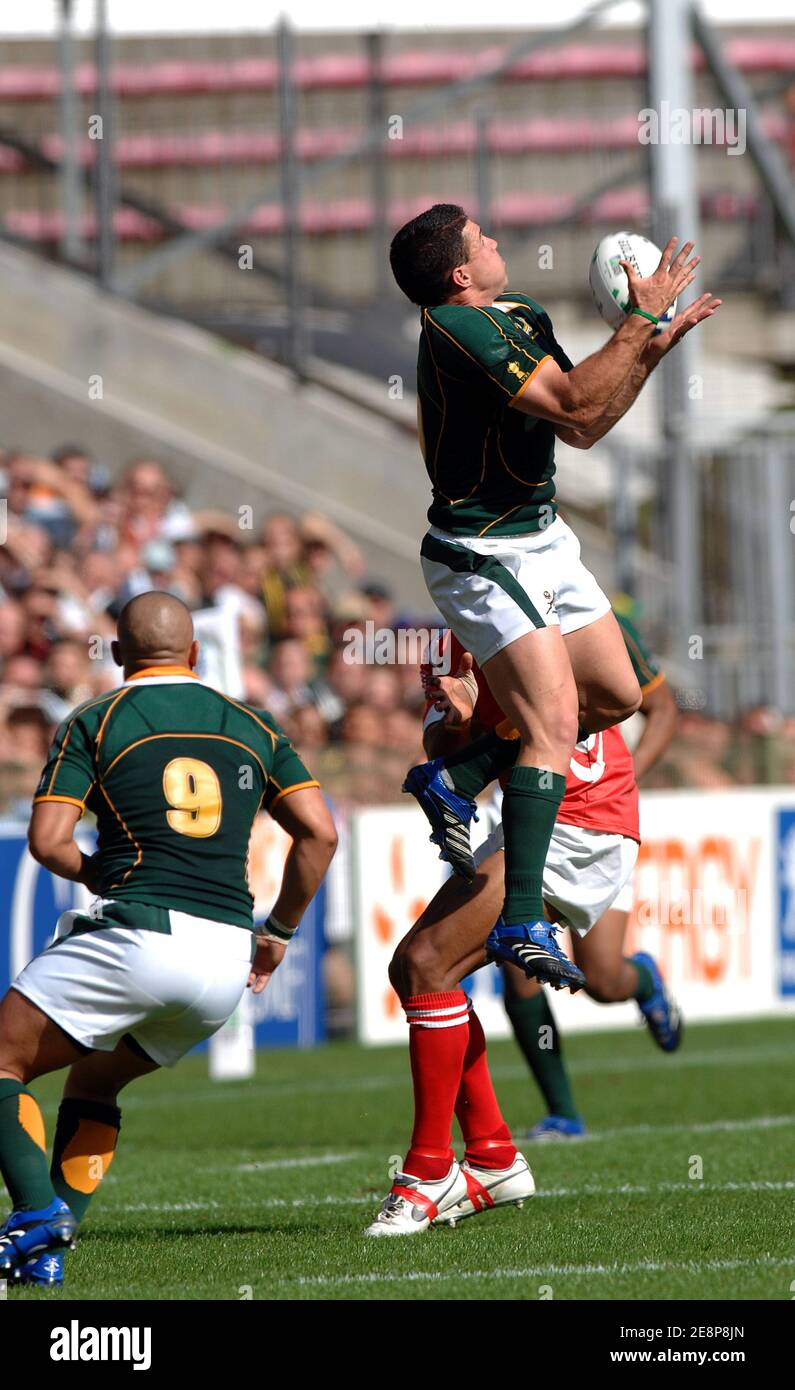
xmin=455 ymin=1007 xmax=516 ymax=1170
xmin=402 ymin=990 xmax=470 ymax=1181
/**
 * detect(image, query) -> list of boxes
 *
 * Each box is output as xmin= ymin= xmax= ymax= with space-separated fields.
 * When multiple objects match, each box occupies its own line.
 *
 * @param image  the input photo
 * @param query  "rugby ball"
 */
xmin=589 ymin=231 xmax=676 ymax=333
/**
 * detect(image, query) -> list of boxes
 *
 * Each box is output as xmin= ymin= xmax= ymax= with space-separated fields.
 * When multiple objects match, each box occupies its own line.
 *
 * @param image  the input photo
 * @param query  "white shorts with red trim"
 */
xmin=473 ymin=819 xmax=638 ymax=938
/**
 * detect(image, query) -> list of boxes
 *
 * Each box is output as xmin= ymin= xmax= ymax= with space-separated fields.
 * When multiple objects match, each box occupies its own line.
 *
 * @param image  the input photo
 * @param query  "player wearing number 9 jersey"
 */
xmin=0 ymin=591 xmax=337 ymax=1288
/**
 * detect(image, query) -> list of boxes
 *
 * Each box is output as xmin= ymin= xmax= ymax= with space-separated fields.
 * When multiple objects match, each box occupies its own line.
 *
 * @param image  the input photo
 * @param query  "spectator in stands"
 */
xmin=46 ymin=637 xmax=94 ymax=708
xmin=260 ymin=513 xmax=309 ymax=635
xmin=2 ymin=452 xmax=98 ymax=549
xmin=115 ymin=458 xmax=193 ymax=553
xmin=266 ymin=638 xmax=316 ymax=720
xmin=0 ymin=600 xmax=25 ymax=666
xmin=289 ymin=703 xmax=331 ymax=751
xmin=281 ymin=584 xmax=331 ymax=672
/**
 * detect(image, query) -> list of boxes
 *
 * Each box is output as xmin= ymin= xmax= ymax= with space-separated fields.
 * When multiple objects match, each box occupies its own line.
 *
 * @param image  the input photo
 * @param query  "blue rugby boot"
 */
xmin=631 ymin=952 xmax=683 ymax=1052
xmin=403 ymin=757 xmax=479 ymax=882
xmin=487 ymin=917 xmax=586 ymax=992
xmin=525 ymin=1114 xmax=586 ymax=1141
xmin=16 ymin=1249 xmax=64 ymax=1287
xmin=0 ymin=1198 xmax=76 ymax=1276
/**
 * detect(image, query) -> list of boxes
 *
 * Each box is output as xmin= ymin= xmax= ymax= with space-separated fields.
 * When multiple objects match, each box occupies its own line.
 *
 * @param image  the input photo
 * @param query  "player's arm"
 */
xmin=29 ymin=707 xmax=101 ymax=889
xmin=555 ymin=292 xmax=722 ymax=450
xmin=511 ymin=238 xmax=700 ymax=434
xmin=248 ymin=786 xmax=338 ymax=992
xmin=422 ymin=652 xmax=479 ymax=759
xmin=632 ymin=676 xmax=678 ymax=783
xmin=28 ymin=801 xmax=101 ymax=892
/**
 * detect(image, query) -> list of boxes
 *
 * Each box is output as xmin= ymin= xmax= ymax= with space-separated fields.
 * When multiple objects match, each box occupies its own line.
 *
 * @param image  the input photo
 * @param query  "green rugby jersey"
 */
xmin=33 ymin=667 xmax=319 ymax=930
xmin=417 ymin=290 xmax=574 ymax=538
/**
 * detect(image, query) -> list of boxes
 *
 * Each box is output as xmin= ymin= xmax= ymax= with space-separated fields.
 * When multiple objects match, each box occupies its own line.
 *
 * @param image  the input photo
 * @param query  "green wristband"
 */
xmin=631 ymin=307 xmax=659 ymax=325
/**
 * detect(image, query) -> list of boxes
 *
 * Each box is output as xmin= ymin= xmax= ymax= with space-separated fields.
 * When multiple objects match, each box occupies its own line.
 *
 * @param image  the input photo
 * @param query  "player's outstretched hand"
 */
xmin=428 ymin=651 xmax=477 ymax=728
xmin=649 ymin=291 xmax=723 ymax=356
xmin=248 ymin=936 xmax=286 ymax=994
xmin=621 ymin=236 xmax=700 ymax=320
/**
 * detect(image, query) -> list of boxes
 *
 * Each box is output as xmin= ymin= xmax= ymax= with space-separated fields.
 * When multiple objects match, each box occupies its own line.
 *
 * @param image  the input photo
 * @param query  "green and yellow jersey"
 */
xmin=34 ymin=667 xmax=319 ymax=930
xmin=417 ymin=290 xmax=573 ymax=539
xmin=615 ymin=610 xmax=666 ymax=696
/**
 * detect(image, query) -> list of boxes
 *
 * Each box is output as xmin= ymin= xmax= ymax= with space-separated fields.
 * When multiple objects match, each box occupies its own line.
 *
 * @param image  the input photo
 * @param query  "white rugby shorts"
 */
xmin=13 ymin=903 xmax=254 ymax=1067
xmin=473 ymin=819 xmax=638 ymax=938
xmin=420 ymin=516 xmax=611 ymax=667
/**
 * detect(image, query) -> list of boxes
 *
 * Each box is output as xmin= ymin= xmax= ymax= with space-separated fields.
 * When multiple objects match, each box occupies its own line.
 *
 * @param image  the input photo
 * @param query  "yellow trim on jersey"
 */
xmin=508 ymin=353 xmax=554 ymax=403
xmin=424 ymin=313 xmax=517 ymax=398
xmin=212 ymin=693 xmax=279 ymax=747
xmin=102 ymin=732 xmax=268 ymax=782
xmin=268 ymin=778 xmax=321 ymax=808
xmin=96 ymin=779 xmax=143 ymax=891
xmin=478 ymin=505 xmax=524 ymax=537
xmin=32 ymin=793 xmax=87 ymax=811
xmin=95 ymin=687 xmax=133 ymax=749
xmin=640 ymin=670 xmax=666 ymax=696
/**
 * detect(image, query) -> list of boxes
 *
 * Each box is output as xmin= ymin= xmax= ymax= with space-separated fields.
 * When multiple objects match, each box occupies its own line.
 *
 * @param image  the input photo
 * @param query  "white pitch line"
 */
xmin=106 ymin=1041 xmax=794 ymax=1112
xmin=492 ymin=1042 xmax=795 ymax=1082
xmin=236 ymin=1152 xmax=365 ymax=1172
xmin=275 ymin=1255 xmax=795 ymax=1290
xmin=515 ymin=1113 xmax=795 ymax=1145
xmin=111 ymin=1177 xmax=795 ymax=1216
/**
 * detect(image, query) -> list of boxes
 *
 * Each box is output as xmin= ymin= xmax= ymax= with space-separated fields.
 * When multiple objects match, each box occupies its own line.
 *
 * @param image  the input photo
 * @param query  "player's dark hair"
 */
xmin=389 ymin=203 xmax=469 ymax=307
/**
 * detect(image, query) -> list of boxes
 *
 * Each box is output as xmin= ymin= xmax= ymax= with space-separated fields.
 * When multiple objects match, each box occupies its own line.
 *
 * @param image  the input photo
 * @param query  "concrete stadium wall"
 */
xmin=0 ymin=240 xmax=434 ymax=606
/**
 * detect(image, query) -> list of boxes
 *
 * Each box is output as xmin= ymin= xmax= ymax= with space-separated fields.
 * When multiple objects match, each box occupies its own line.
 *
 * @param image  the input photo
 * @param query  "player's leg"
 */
xmin=571 ymin=907 xmax=638 ymax=1002
xmin=49 ymin=1036 xmax=159 ymax=1227
xmin=502 ymin=965 xmax=584 ymax=1139
xmin=563 ymin=609 xmax=642 ymax=735
xmin=0 ymin=988 xmax=86 ymax=1275
xmin=367 ymin=853 xmax=516 ymax=1235
xmin=573 ymin=901 xmax=683 ymax=1051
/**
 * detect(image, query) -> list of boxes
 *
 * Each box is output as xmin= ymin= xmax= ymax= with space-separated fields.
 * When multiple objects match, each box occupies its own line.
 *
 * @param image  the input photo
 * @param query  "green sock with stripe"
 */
xmin=443 ymin=728 xmax=519 ymax=801
xmin=50 ymin=1099 xmax=122 ymax=1224
xmin=501 ymin=765 xmax=566 ymax=924
xmin=0 ymin=1078 xmax=56 ymax=1211
xmin=632 ymin=959 xmax=656 ymax=1004
xmin=504 ymin=991 xmax=579 ymax=1120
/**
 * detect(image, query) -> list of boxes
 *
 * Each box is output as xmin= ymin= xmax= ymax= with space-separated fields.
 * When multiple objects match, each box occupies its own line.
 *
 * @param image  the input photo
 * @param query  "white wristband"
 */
xmin=259 ymin=913 xmax=297 ymax=945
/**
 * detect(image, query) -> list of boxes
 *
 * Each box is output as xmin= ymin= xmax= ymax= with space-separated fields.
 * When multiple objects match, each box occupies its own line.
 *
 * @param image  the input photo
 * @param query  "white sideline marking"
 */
xmin=276 ymin=1255 xmax=795 ymax=1289
xmin=113 ymin=1177 xmax=795 ymax=1216
xmin=236 ymin=1152 xmax=364 ymax=1172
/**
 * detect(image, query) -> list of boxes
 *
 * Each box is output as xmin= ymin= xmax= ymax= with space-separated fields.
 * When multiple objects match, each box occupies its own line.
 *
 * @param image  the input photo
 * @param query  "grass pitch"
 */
xmin=13 ymin=1016 xmax=795 ymax=1301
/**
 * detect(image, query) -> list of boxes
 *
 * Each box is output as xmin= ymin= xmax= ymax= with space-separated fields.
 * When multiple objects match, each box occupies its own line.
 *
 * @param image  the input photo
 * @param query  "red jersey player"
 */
xmin=365 ymin=613 xmax=680 ymax=1234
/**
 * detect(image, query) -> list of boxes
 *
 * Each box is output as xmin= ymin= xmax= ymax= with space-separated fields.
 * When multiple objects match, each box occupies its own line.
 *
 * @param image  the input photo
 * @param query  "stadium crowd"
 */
xmin=2 ymin=443 xmax=795 ymax=821
xmin=0 ymin=443 xmax=433 ymax=819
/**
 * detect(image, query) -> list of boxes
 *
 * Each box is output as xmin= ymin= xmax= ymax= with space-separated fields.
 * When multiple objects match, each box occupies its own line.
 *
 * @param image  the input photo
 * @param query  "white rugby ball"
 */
xmin=589 ymin=231 xmax=676 ymax=333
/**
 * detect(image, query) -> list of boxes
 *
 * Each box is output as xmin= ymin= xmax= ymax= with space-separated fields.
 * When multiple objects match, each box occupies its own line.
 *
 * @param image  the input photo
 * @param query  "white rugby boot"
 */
xmin=434 ymin=1152 xmax=535 ymax=1227
xmin=365 ymin=1161 xmax=468 ymax=1237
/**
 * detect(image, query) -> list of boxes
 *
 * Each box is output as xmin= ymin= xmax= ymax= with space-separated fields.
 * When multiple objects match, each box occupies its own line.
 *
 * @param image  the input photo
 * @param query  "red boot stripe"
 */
xmin=390 ymin=1185 xmax=439 ymax=1221
xmin=463 ymin=1169 xmax=495 ymax=1211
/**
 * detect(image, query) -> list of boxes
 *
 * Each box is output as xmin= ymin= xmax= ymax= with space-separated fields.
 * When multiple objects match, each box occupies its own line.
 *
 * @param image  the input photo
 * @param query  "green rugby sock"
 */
xmin=0 ymin=1078 xmax=56 ymax=1211
xmin=504 ymin=993 xmax=579 ymax=1120
xmin=501 ymin=765 xmax=566 ymax=924
xmin=50 ymin=1098 xmax=121 ymax=1224
xmin=443 ymin=728 xmax=519 ymax=800
xmin=632 ymin=959 xmax=656 ymax=1004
